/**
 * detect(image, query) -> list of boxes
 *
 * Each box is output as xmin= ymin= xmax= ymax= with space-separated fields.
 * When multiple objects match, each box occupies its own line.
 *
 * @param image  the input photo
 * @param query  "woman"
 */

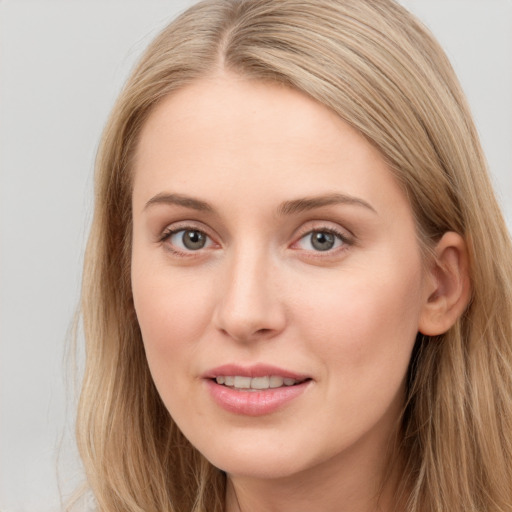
xmin=76 ymin=0 xmax=512 ymax=511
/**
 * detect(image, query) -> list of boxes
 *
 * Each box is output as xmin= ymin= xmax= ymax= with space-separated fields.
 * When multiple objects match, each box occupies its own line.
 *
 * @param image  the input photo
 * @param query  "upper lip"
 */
xmin=203 ymin=363 xmax=310 ymax=381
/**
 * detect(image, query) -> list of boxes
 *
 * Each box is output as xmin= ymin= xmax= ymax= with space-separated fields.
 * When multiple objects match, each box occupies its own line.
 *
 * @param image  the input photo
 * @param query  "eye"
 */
xmin=165 ymin=228 xmax=214 ymax=252
xmin=296 ymin=229 xmax=347 ymax=252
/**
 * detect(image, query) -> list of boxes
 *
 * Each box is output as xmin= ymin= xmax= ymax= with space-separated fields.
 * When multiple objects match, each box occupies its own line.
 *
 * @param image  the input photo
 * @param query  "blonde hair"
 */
xmin=76 ymin=1 xmax=512 ymax=511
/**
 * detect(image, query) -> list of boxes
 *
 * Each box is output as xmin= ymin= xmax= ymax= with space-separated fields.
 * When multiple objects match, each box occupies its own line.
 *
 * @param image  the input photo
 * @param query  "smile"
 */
xmin=214 ymin=375 xmax=306 ymax=390
xmin=204 ymin=365 xmax=312 ymax=416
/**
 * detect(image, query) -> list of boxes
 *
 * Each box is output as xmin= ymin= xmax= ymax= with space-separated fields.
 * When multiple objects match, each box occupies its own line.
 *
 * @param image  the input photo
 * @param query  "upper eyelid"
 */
xmin=160 ymin=221 xmax=215 ymax=239
xmin=293 ymin=220 xmax=354 ymax=240
xmin=157 ymin=220 xmax=354 ymax=246
xmin=293 ymin=228 xmax=351 ymax=249
xmin=297 ymin=225 xmax=349 ymax=237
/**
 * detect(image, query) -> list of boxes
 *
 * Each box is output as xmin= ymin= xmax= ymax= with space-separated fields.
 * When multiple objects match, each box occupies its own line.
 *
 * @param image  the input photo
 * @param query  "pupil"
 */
xmin=311 ymin=231 xmax=335 ymax=251
xmin=183 ymin=230 xmax=206 ymax=250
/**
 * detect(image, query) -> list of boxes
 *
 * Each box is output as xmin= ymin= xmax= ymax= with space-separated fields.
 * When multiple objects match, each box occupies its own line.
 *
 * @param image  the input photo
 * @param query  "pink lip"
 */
xmin=203 ymin=363 xmax=309 ymax=380
xmin=203 ymin=363 xmax=312 ymax=416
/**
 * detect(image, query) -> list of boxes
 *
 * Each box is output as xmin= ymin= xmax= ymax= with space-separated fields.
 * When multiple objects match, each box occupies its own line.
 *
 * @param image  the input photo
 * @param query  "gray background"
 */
xmin=1 ymin=1 xmax=511 ymax=510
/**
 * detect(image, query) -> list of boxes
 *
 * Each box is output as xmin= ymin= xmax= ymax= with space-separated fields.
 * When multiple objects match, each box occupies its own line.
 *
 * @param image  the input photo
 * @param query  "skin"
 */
xmin=130 ymin=73 xmax=468 ymax=512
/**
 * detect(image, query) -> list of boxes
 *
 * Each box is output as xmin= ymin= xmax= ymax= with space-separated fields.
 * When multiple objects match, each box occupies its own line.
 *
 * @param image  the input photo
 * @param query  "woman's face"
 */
xmin=131 ymin=74 xmax=431 ymax=482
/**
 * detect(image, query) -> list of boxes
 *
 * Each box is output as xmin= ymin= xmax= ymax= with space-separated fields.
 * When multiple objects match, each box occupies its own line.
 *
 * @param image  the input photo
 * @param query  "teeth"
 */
xmin=215 ymin=375 xmax=301 ymax=390
xmin=234 ymin=376 xmax=251 ymax=389
xmin=251 ymin=376 xmax=269 ymax=389
xmin=269 ymin=376 xmax=284 ymax=388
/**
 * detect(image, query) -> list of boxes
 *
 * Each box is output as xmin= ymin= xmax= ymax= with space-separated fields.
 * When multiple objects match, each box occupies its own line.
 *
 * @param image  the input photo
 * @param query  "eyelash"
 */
xmin=159 ymin=225 xmax=216 ymax=257
xmin=159 ymin=224 xmax=353 ymax=257
xmin=293 ymin=226 xmax=352 ymax=254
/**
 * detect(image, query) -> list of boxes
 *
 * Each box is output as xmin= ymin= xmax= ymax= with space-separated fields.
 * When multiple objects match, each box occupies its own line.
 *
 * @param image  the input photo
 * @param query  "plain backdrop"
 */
xmin=1 ymin=1 xmax=511 ymax=511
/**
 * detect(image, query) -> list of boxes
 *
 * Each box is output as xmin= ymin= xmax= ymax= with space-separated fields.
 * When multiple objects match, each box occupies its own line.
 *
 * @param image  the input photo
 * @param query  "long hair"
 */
xmin=76 ymin=1 xmax=512 ymax=510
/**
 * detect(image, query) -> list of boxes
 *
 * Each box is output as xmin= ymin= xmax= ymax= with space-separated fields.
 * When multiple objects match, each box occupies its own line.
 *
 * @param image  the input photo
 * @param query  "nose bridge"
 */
xmin=214 ymin=239 xmax=285 ymax=342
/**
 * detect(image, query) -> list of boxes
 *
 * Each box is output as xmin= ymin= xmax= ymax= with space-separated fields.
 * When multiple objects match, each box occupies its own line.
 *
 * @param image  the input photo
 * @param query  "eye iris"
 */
xmin=182 ymin=230 xmax=206 ymax=250
xmin=311 ymin=231 xmax=335 ymax=251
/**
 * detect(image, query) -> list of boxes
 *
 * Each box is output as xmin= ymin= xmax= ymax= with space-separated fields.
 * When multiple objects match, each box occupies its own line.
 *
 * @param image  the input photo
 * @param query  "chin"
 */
xmin=196 ymin=433 xmax=323 ymax=481
xmin=210 ymin=454 xmax=305 ymax=480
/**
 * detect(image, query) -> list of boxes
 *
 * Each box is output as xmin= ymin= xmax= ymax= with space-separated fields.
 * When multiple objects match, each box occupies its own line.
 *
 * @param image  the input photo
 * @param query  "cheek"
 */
xmin=131 ymin=260 xmax=214 ymax=380
xmin=294 ymin=257 xmax=424 ymax=386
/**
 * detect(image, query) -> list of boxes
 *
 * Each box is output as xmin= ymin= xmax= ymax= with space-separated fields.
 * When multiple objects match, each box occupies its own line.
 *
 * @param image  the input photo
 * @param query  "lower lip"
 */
xmin=205 ymin=379 xmax=310 ymax=416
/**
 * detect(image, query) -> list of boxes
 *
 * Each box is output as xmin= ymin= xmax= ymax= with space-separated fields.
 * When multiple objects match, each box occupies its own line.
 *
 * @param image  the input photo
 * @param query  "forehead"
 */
xmin=134 ymin=75 xmax=358 ymax=167
xmin=132 ymin=73 xmax=411 ymax=223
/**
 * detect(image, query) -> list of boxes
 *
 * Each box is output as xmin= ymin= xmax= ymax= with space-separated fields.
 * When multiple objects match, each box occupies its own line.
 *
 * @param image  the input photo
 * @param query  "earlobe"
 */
xmin=418 ymin=232 xmax=471 ymax=336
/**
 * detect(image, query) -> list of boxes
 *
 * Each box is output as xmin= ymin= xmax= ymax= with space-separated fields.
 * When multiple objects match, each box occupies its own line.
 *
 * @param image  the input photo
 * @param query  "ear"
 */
xmin=418 ymin=232 xmax=471 ymax=336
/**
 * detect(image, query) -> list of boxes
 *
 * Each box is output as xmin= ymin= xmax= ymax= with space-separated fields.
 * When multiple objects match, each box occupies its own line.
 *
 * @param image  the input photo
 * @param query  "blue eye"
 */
xmin=296 ymin=230 xmax=346 ymax=252
xmin=168 ymin=229 xmax=213 ymax=251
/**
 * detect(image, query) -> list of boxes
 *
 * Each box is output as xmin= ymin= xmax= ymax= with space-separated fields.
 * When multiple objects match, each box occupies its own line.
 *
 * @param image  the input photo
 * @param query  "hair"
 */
xmin=76 ymin=1 xmax=512 ymax=511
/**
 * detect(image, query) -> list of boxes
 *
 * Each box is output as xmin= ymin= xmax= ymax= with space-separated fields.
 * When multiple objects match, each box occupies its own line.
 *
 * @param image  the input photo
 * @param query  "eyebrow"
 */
xmin=277 ymin=193 xmax=377 ymax=216
xmin=143 ymin=192 xmax=376 ymax=215
xmin=144 ymin=193 xmax=214 ymax=212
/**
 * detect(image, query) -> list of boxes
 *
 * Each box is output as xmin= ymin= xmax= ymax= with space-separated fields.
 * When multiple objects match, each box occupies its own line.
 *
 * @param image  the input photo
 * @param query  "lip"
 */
xmin=203 ymin=363 xmax=310 ymax=380
xmin=203 ymin=363 xmax=312 ymax=416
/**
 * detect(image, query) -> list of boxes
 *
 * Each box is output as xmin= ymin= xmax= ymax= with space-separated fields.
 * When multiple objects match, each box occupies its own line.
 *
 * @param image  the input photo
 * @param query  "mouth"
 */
xmin=203 ymin=364 xmax=312 ymax=415
xmin=212 ymin=375 xmax=310 ymax=391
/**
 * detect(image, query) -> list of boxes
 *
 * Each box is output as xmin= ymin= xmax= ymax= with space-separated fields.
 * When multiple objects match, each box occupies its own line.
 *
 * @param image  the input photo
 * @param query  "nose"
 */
xmin=213 ymin=246 xmax=287 ymax=343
